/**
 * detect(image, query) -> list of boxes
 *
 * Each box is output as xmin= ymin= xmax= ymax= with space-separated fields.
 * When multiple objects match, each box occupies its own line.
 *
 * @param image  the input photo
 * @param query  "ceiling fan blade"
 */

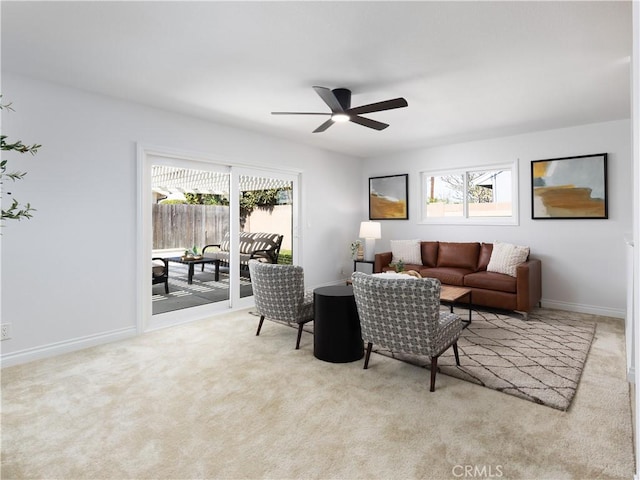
xmin=312 ymin=86 xmax=345 ymax=113
xmin=313 ymin=118 xmax=335 ymax=133
xmin=271 ymin=112 xmax=331 ymax=115
xmin=347 ymin=97 xmax=408 ymax=115
xmin=350 ymin=115 xmax=389 ymax=131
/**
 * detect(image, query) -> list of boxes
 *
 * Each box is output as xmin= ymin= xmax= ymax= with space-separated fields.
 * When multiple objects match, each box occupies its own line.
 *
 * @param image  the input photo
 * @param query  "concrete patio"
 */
xmin=152 ymin=261 xmax=253 ymax=315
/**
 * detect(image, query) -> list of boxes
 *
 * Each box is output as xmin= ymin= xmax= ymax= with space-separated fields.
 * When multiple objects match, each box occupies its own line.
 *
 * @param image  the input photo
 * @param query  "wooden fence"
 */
xmin=153 ymin=204 xmax=293 ymax=251
xmin=153 ymin=204 xmax=229 ymax=250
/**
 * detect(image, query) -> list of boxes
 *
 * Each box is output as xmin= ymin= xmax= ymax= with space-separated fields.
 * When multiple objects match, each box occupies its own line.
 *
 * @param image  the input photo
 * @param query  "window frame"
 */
xmin=419 ymin=161 xmax=519 ymax=226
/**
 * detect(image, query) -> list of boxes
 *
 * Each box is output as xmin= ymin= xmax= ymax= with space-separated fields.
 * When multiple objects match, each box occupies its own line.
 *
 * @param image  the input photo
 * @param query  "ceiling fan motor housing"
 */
xmin=332 ymin=88 xmax=351 ymax=110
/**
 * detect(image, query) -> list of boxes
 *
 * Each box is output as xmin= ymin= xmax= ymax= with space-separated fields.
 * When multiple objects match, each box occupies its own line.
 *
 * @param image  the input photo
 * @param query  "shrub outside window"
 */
xmin=421 ymin=162 xmax=518 ymax=225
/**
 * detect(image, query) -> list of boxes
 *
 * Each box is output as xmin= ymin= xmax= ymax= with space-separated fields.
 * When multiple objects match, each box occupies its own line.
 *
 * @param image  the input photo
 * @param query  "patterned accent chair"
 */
xmin=351 ymin=272 xmax=462 ymax=392
xmin=248 ymin=261 xmax=314 ymax=349
xmin=152 ymin=258 xmax=169 ymax=294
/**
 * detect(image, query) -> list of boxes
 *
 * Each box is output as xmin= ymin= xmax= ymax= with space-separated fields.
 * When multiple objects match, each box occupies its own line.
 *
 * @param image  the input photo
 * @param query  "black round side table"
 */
xmin=313 ymin=285 xmax=364 ymax=363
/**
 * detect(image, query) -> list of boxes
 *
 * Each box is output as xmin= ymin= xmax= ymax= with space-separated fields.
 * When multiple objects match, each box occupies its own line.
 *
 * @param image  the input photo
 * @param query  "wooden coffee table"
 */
xmin=440 ymin=285 xmax=473 ymax=328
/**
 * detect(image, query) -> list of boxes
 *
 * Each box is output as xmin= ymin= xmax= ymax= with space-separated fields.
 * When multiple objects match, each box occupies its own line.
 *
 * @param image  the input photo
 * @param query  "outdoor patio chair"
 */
xmin=152 ymin=257 xmax=169 ymax=294
xmin=248 ymin=260 xmax=314 ymax=349
xmin=351 ymin=272 xmax=462 ymax=392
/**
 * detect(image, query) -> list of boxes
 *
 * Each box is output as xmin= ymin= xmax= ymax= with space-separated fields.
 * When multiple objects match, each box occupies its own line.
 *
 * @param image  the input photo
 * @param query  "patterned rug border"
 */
xmin=251 ymin=308 xmax=597 ymax=411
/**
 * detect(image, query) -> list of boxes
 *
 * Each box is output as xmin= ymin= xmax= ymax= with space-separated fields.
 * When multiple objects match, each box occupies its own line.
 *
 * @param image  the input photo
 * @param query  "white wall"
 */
xmin=0 ymin=74 xmax=363 ymax=364
xmin=246 ymin=206 xmax=293 ymax=250
xmin=1 ymin=73 xmax=632 ymax=367
xmin=365 ymin=120 xmax=632 ymax=317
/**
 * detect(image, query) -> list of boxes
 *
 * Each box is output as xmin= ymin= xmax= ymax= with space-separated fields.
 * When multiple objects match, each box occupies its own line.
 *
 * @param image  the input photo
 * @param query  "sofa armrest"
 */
xmin=203 ymin=244 xmax=222 ymax=254
xmin=250 ymin=248 xmax=277 ymax=263
xmin=516 ymin=258 xmax=542 ymax=312
xmin=374 ymin=252 xmax=393 ymax=273
xmin=248 ymin=233 xmax=283 ymax=263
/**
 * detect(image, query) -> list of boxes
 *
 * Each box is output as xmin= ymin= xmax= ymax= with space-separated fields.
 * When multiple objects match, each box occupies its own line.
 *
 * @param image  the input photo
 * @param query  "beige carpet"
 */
xmin=1 ymin=308 xmax=634 ymax=479
xmin=375 ymin=308 xmax=595 ymax=410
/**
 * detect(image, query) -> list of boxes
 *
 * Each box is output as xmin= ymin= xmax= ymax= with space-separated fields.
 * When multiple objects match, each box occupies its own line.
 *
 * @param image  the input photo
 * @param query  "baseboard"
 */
xmin=0 ymin=327 xmax=137 ymax=368
xmin=541 ymin=299 xmax=626 ymax=319
xmin=146 ymin=304 xmax=251 ymax=333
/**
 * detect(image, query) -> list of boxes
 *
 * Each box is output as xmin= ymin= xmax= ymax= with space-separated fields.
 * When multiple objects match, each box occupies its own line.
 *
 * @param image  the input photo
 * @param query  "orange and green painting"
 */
xmin=532 ymin=155 xmax=607 ymax=219
xmin=369 ymin=174 xmax=408 ymax=219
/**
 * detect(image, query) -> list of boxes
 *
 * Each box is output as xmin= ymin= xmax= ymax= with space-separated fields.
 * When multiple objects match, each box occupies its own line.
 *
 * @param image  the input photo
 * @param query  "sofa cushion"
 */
xmin=436 ymin=242 xmax=480 ymax=270
xmin=464 ymin=271 xmax=517 ymax=294
xmin=487 ymin=241 xmax=529 ymax=277
xmin=421 ymin=267 xmax=470 ymax=287
xmin=390 ymin=239 xmax=422 ymax=265
xmin=219 ymin=232 xmax=231 ymax=252
xmin=477 ymin=243 xmax=493 ymax=271
xmin=204 ymin=251 xmax=255 ymax=265
xmin=251 ymin=232 xmax=282 ymax=251
xmin=238 ymin=232 xmax=256 ymax=254
xmin=420 ymin=241 xmax=439 ymax=267
xmin=152 ymin=260 xmax=166 ymax=276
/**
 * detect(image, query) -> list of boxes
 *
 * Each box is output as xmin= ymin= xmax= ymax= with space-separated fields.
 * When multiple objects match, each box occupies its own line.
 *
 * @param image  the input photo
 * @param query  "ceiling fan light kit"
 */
xmin=331 ymin=113 xmax=350 ymax=123
xmin=271 ymin=86 xmax=408 ymax=133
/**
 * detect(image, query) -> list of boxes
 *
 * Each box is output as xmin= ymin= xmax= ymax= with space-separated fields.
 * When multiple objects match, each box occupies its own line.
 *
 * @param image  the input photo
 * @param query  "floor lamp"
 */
xmin=359 ymin=221 xmax=381 ymax=262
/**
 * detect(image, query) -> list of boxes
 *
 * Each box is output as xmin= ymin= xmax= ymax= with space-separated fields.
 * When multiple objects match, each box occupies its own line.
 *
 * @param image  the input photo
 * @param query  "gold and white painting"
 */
xmin=531 ymin=154 xmax=608 ymax=219
xmin=369 ymin=174 xmax=408 ymax=220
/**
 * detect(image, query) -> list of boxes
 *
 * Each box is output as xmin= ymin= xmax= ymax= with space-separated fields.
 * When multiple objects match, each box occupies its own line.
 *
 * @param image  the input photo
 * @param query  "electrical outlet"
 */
xmin=1 ymin=323 xmax=11 ymax=341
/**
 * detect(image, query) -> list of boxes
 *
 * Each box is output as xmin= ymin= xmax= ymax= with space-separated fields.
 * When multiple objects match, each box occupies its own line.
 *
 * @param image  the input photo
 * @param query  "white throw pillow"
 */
xmin=373 ymin=272 xmax=420 ymax=280
xmin=390 ymin=239 xmax=422 ymax=265
xmin=486 ymin=241 xmax=530 ymax=277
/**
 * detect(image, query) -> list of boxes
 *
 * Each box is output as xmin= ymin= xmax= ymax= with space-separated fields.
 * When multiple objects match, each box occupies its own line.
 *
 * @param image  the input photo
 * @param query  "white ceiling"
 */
xmin=1 ymin=1 xmax=632 ymax=158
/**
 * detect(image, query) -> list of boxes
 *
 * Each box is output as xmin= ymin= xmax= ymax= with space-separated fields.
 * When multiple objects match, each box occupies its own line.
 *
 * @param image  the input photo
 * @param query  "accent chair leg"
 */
xmin=363 ymin=342 xmax=373 ymax=369
xmin=430 ymin=357 xmax=438 ymax=392
xmin=164 ymin=280 xmax=169 ymax=294
xmin=452 ymin=342 xmax=460 ymax=366
xmin=295 ymin=323 xmax=304 ymax=350
xmin=256 ymin=315 xmax=265 ymax=336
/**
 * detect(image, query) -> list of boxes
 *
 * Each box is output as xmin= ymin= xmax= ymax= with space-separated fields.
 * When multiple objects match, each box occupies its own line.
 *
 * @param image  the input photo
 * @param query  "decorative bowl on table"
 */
xmin=181 ymin=254 xmax=203 ymax=261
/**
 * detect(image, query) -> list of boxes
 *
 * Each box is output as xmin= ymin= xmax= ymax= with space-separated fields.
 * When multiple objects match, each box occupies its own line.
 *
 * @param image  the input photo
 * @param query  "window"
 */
xmin=421 ymin=162 xmax=518 ymax=225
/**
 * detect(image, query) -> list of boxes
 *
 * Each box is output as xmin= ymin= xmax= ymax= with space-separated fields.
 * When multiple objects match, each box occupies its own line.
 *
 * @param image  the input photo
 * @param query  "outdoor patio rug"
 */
xmin=257 ymin=307 xmax=596 ymax=411
xmin=374 ymin=308 xmax=596 ymax=411
xmin=153 ymin=265 xmax=253 ymax=314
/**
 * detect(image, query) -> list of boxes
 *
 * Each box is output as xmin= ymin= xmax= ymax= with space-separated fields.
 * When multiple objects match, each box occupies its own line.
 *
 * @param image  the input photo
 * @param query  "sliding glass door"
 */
xmin=235 ymin=170 xmax=295 ymax=303
xmin=138 ymin=147 xmax=299 ymax=331
xmin=150 ymin=163 xmax=231 ymax=315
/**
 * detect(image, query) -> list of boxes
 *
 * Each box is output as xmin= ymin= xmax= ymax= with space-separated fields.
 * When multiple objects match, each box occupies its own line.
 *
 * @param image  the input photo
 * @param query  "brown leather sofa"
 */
xmin=374 ymin=242 xmax=542 ymax=314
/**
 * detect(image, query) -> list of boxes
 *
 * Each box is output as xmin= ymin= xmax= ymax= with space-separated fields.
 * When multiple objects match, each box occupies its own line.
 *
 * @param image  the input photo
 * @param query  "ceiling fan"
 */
xmin=271 ymin=86 xmax=408 ymax=133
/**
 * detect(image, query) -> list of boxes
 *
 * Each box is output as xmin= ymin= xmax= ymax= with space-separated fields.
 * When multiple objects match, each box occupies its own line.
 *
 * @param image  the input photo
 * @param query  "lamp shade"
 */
xmin=359 ymin=221 xmax=381 ymax=239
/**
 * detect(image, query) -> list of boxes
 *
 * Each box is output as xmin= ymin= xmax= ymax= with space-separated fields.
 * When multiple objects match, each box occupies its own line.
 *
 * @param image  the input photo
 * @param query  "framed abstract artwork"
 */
xmin=369 ymin=174 xmax=408 ymax=220
xmin=531 ymin=153 xmax=608 ymax=219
